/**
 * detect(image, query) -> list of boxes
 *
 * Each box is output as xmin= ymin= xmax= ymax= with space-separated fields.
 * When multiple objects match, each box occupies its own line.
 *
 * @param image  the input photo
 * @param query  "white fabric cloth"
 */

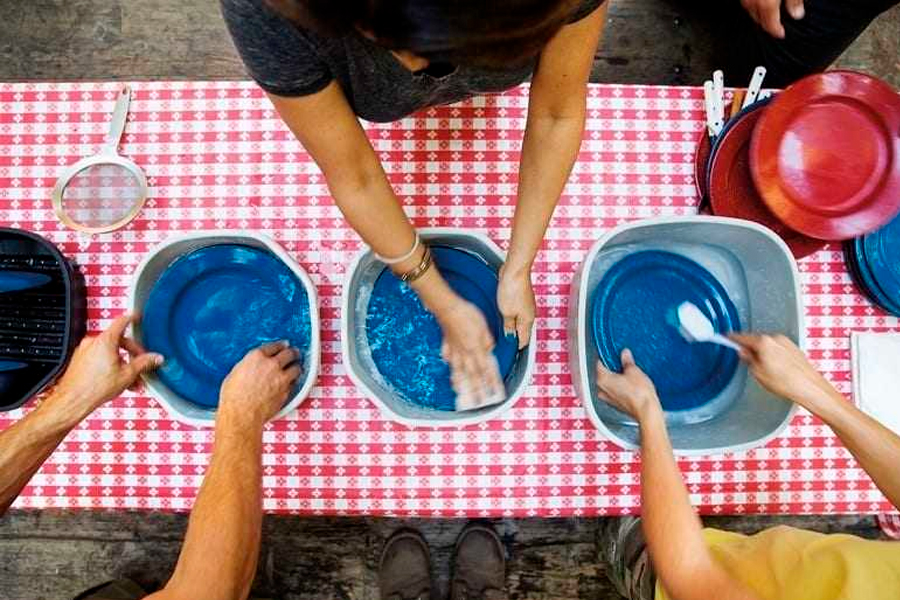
xmin=851 ymin=332 xmax=900 ymax=435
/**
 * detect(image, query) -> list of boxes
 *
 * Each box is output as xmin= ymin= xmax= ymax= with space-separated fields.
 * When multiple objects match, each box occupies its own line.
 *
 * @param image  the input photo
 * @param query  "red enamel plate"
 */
xmin=709 ymin=104 xmax=826 ymax=259
xmin=694 ymin=128 xmax=712 ymax=201
xmin=750 ymin=70 xmax=900 ymax=241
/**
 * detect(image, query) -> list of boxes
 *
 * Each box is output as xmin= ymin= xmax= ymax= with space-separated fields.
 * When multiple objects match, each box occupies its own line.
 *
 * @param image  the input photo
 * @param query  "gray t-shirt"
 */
xmin=221 ymin=0 xmax=605 ymax=123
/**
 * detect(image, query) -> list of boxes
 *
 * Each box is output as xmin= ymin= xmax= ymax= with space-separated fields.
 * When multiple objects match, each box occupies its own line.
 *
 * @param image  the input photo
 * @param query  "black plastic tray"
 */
xmin=0 ymin=228 xmax=86 ymax=410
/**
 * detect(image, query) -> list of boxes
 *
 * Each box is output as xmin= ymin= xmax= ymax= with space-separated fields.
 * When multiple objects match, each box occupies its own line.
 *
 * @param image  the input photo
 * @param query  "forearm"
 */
xmin=0 ymin=390 xmax=86 ymax=514
xmin=639 ymin=408 xmax=713 ymax=596
xmin=639 ymin=408 xmax=760 ymax=600
xmin=326 ymin=164 xmax=458 ymax=311
xmin=804 ymin=388 xmax=900 ymax=509
xmin=506 ymin=110 xmax=585 ymax=273
xmin=153 ymin=416 xmax=265 ymax=600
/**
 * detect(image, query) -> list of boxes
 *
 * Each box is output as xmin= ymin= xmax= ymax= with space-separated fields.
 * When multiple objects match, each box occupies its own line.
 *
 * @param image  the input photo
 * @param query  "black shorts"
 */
xmin=721 ymin=0 xmax=899 ymax=87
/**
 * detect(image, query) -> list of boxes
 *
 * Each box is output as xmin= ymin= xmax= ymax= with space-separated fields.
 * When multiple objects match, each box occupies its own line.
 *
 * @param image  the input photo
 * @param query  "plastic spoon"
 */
xmin=675 ymin=301 xmax=742 ymax=352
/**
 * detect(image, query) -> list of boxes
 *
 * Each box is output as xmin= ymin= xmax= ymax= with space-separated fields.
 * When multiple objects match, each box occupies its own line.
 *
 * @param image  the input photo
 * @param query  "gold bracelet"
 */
xmin=399 ymin=245 xmax=433 ymax=283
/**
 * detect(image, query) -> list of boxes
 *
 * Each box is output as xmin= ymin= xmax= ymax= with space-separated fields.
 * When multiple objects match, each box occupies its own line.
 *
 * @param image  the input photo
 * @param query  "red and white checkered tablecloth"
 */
xmin=1 ymin=80 xmax=898 ymax=518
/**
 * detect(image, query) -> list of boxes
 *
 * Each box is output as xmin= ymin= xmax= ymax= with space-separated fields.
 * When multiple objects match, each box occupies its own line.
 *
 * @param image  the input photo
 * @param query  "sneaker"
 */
xmin=449 ymin=523 xmax=507 ymax=600
xmin=597 ymin=517 xmax=655 ymax=600
xmin=379 ymin=529 xmax=435 ymax=600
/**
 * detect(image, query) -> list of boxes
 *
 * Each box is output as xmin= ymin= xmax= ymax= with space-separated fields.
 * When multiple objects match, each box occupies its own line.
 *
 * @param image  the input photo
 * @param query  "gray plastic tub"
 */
xmin=569 ymin=216 xmax=803 ymax=454
xmin=128 ymin=231 xmax=320 ymax=427
xmin=342 ymin=228 xmax=536 ymax=427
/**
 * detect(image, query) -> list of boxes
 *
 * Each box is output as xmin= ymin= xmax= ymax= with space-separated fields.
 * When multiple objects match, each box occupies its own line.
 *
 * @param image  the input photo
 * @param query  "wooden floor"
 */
xmin=0 ymin=510 xmax=886 ymax=600
xmin=0 ymin=1 xmax=898 ymax=599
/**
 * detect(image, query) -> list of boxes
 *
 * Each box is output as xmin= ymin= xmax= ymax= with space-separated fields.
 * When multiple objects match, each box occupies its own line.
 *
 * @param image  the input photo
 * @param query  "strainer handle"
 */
xmin=103 ymin=85 xmax=131 ymax=154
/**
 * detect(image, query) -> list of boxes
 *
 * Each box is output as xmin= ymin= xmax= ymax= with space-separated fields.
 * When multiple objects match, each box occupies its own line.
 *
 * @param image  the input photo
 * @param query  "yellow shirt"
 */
xmin=656 ymin=526 xmax=900 ymax=600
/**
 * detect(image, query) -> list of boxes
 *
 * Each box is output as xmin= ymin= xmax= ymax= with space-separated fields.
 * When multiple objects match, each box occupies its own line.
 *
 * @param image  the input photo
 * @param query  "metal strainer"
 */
xmin=51 ymin=85 xmax=148 ymax=234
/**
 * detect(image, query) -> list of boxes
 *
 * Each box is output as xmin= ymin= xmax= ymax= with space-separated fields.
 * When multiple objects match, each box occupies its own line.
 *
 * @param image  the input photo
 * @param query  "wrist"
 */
xmin=216 ymin=402 xmax=267 ymax=436
xmin=408 ymin=267 xmax=460 ymax=314
xmin=635 ymin=395 xmax=664 ymax=426
xmin=37 ymin=388 xmax=95 ymax=430
xmin=502 ymin=252 xmax=533 ymax=278
xmin=797 ymin=386 xmax=846 ymax=419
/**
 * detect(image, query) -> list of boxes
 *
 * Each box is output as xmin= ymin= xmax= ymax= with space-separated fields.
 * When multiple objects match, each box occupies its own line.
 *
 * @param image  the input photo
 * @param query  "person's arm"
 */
xmin=146 ymin=342 xmax=301 ymax=600
xmin=596 ymin=351 xmax=762 ymax=600
xmin=0 ymin=314 xmax=162 ymax=515
xmin=731 ymin=333 xmax=900 ymax=509
xmin=267 ymin=84 xmax=502 ymax=407
xmin=498 ymin=4 xmax=606 ymax=345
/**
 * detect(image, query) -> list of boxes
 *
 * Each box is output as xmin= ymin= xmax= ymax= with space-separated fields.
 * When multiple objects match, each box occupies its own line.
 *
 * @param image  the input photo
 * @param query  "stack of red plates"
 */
xmin=695 ymin=71 xmax=900 ymax=259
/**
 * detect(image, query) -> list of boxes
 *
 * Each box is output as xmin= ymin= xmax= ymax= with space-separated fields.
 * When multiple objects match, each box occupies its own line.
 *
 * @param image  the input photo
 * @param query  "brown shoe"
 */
xmin=379 ymin=529 xmax=435 ymax=600
xmin=450 ymin=523 xmax=507 ymax=600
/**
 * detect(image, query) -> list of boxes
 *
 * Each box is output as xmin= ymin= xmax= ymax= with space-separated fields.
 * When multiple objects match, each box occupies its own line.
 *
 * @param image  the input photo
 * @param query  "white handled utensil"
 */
xmin=703 ymin=80 xmax=723 ymax=137
xmin=741 ymin=66 xmax=767 ymax=109
xmin=675 ymin=301 xmax=742 ymax=352
xmin=712 ymin=70 xmax=725 ymax=123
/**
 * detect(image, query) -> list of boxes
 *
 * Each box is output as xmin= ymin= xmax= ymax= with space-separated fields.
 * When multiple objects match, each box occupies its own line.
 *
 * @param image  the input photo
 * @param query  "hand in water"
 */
xmin=497 ymin=263 xmax=534 ymax=350
xmin=435 ymin=296 xmax=505 ymax=411
xmin=219 ymin=341 xmax=303 ymax=427
xmin=595 ymin=349 xmax=662 ymax=422
xmin=729 ymin=333 xmax=835 ymax=410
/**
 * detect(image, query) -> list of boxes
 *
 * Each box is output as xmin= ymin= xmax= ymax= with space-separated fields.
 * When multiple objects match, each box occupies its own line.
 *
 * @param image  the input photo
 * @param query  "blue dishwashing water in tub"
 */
xmin=587 ymin=243 xmax=750 ymax=426
xmin=143 ymin=244 xmax=312 ymax=409
xmin=364 ymin=246 xmax=518 ymax=411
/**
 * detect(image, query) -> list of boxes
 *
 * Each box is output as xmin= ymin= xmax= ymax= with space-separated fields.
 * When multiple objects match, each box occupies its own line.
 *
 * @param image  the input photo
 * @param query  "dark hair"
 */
xmin=265 ymin=0 xmax=580 ymax=69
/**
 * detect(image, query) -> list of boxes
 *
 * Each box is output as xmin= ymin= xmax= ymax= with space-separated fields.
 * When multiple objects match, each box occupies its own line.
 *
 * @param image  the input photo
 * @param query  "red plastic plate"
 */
xmin=750 ymin=71 xmax=900 ymax=241
xmin=709 ymin=104 xmax=826 ymax=259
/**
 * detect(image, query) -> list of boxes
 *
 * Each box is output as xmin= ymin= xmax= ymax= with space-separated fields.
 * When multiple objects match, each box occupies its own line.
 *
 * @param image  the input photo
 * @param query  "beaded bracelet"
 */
xmin=399 ymin=245 xmax=433 ymax=283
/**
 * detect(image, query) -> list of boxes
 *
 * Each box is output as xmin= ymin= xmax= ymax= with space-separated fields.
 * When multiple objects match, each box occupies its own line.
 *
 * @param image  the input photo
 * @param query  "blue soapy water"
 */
xmin=144 ymin=244 xmax=312 ymax=409
xmin=366 ymin=281 xmax=454 ymax=410
xmin=591 ymin=250 xmax=740 ymax=412
xmin=363 ymin=246 xmax=519 ymax=412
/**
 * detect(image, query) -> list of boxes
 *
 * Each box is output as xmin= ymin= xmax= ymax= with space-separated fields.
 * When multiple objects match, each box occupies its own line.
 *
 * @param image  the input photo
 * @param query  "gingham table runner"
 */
xmin=1 ymin=81 xmax=897 ymax=518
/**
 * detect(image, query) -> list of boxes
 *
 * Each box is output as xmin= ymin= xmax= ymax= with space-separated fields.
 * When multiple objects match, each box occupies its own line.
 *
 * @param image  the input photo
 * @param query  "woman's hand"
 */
xmin=218 ymin=341 xmax=303 ymax=428
xmin=434 ymin=297 xmax=505 ymax=411
xmin=740 ymin=0 xmax=805 ymax=38
xmin=729 ymin=333 xmax=838 ymax=411
xmin=48 ymin=313 xmax=164 ymax=418
xmin=497 ymin=263 xmax=535 ymax=350
xmin=595 ymin=349 xmax=662 ymax=423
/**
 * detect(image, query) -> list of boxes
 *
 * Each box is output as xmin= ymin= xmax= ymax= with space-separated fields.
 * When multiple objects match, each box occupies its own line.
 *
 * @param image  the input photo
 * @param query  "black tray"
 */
xmin=0 ymin=228 xmax=86 ymax=410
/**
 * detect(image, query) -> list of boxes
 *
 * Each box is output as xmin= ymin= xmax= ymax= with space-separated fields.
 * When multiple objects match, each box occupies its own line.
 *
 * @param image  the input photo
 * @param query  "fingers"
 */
xmin=103 ymin=313 xmax=135 ymax=343
xmin=274 ymin=346 xmax=300 ymax=369
xmin=258 ymin=340 xmax=288 ymax=357
xmin=728 ymin=333 xmax=760 ymax=350
xmin=451 ymin=346 xmax=504 ymax=411
xmin=515 ymin=315 xmax=532 ymax=350
xmin=595 ymin=359 xmax=614 ymax=383
xmin=785 ymin=0 xmax=804 ymax=20
xmin=283 ymin=363 xmax=303 ymax=384
xmin=124 ymin=352 xmax=164 ymax=381
xmin=121 ymin=336 xmax=146 ymax=357
xmin=620 ymin=348 xmax=636 ymax=370
xmin=759 ymin=2 xmax=785 ymax=38
xmin=503 ymin=314 xmax=517 ymax=338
